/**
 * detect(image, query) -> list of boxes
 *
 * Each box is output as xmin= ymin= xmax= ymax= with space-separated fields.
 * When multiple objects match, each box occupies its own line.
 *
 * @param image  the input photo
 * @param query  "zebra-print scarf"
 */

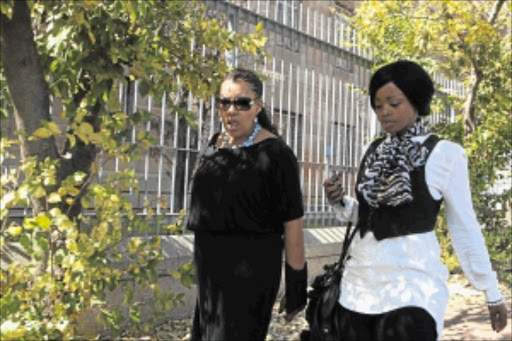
xmin=357 ymin=120 xmax=428 ymax=208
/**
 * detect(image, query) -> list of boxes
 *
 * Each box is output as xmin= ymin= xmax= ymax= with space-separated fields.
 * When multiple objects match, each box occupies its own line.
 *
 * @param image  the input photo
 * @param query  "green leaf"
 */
xmin=47 ymin=26 xmax=73 ymax=51
xmin=47 ymin=122 xmax=61 ymax=135
xmin=32 ymin=127 xmax=53 ymax=139
xmin=19 ymin=234 xmax=33 ymax=253
xmin=47 ymin=192 xmax=62 ymax=203
xmin=129 ymin=305 xmax=141 ymax=324
xmin=36 ymin=213 xmax=52 ymax=229
xmin=33 ymin=186 xmax=46 ymax=199
xmin=6 ymin=224 xmax=22 ymax=236
xmin=256 ymin=21 xmax=264 ymax=33
xmin=35 ymin=233 xmax=49 ymax=251
xmin=123 ymin=285 xmax=134 ymax=304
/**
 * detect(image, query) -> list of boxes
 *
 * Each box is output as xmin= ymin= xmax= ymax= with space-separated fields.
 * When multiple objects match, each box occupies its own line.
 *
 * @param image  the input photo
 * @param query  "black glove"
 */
xmin=284 ymin=261 xmax=308 ymax=315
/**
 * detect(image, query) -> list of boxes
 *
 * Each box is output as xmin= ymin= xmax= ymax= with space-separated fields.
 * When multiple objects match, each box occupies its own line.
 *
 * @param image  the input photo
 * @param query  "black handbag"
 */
xmin=301 ymin=222 xmax=358 ymax=341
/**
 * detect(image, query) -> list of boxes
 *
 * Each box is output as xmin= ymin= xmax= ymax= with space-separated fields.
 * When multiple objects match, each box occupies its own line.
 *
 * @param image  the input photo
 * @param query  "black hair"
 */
xmin=221 ymin=68 xmax=279 ymax=135
xmin=369 ymin=60 xmax=434 ymax=116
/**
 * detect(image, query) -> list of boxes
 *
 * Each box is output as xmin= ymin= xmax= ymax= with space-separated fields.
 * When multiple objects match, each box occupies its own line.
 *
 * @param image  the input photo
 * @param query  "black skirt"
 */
xmin=191 ymin=231 xmax=284 ymax=341
xmin=336 ymin=304 xmax=437 ymax=341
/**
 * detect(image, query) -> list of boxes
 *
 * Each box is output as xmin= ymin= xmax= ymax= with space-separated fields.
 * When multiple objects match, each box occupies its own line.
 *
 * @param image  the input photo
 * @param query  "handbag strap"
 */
xmin=335 ymin=221 xmax=358 ymax=271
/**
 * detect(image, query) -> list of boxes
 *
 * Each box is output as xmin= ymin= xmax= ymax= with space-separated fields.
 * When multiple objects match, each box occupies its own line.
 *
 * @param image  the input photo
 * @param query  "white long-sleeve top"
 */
xmin=333 ymin=135 xmax=503 ymax=339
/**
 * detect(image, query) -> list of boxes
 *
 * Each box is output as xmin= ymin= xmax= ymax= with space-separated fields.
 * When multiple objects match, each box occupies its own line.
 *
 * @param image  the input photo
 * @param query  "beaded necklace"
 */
xmin=221 ymin=121 xmax=261 ymax=149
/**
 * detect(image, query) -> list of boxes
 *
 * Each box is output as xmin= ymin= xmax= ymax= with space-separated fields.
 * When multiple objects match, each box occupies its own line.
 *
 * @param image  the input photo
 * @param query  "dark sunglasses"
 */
xmin=217 ymin=97 xmax=256 ymax=111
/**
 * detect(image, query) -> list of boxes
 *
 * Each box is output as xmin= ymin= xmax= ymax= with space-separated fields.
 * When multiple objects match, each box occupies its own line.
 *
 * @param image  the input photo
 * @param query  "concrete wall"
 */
xmin=81 ymin=227 xmax=346 ymax=335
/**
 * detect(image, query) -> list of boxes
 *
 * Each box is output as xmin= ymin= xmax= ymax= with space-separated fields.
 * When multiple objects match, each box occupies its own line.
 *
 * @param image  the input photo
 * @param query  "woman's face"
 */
xmin=218 ymin=79 xmax=262 ymax=144
xmin=374 ymin=82 xmax=418 ymax=135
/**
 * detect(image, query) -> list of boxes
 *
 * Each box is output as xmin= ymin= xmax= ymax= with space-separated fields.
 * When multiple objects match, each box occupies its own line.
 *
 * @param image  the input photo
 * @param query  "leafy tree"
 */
xmin=0 ymin=0 xmax=266 ymax=339
xmin=341 ymin=0 xmax=511 ymax=282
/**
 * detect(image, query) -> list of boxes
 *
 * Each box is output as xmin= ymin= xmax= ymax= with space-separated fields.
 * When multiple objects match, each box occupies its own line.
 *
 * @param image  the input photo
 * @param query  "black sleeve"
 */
xmin=270 ymin=143 xmax=304 ymax=223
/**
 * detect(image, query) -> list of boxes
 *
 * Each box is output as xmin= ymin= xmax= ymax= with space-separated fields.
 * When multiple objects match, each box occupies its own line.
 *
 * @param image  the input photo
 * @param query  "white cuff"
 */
xmin=332 ymin=197 xmax=358 ymax=223
xmin=485 ymin=286 xmax=504 ymax=304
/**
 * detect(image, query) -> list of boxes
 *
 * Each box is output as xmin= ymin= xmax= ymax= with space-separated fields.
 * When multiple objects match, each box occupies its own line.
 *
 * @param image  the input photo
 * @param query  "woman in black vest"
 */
xmin=324 ymin=60 xmax=507 ymax=340
xmin=188 ymin=68 xmax=307 ymax=340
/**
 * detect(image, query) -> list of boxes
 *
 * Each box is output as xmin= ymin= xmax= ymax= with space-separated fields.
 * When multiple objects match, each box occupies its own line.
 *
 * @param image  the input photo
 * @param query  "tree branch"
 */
xmin=488 ymin=0 xmax=505 ymax=25
xmin=461 ymin=0 xmax=504 ymax=137
xmin=0 ymin=1 xmax=58 ymax=161
xmin=0 ymin=0 xmax=58 ymax=275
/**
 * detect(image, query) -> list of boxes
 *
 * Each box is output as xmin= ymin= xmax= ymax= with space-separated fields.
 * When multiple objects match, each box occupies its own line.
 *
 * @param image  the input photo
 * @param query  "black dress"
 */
xmin=187 ymin=136 xmax=304 ymax=341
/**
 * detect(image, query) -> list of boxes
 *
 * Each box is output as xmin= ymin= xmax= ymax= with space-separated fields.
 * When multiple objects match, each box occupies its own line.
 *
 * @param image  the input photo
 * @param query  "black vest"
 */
xmin=356 ymin=135 xmax=442 ymax=240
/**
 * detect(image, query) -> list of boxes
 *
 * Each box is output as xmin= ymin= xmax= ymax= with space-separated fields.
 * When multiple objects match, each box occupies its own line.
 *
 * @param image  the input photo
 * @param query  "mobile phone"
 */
xmin=330 ymin=170 xmax=345 ymax=207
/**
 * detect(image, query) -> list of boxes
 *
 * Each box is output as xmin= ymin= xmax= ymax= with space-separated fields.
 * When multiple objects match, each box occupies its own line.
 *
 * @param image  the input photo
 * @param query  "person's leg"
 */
xmin=190 ymin=300 xmax=201 ymax=341
xmin=193 ymin=231 xmax=283 ymax=341
xmin=192 ymin=232 xmax=227 ymax=341
xmin=223 ymin=233 xmax=283 ymax=341
xmin=375 ymin=306 xmax=437 ymax=341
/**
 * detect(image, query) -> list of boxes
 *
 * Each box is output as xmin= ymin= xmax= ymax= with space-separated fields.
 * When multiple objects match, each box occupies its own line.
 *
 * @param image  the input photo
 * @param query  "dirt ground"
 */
xmin=125 ymin=274 xmax=512 ymax=341
xmin=442 ymin=275 xmax=512 ymax=341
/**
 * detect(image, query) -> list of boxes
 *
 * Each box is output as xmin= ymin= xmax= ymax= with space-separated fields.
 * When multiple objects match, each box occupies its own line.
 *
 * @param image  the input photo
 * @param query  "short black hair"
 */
xmin=369 ymin=61 xmax=434 ymax=116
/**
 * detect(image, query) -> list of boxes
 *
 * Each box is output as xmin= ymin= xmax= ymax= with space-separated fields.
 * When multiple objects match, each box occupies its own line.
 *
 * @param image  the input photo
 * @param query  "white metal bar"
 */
xmin=327 ymin=16 xmax=331 ymax=45
xmin=314 ymin=73 xmax=325 ymax=212
xmin=320 ymin=13 xmax=324 ymax=41
xmin=342 ymin=83 xmax=349 ymax=196
xmin=209 ymin=96 xmax=216 ymax=138
xmin=301 ymin=67 xmax=308 ymax=191
xmin=169 ymin=78 xmax=181 ymax=215
xmin=308 ymin=70 xmax=315 ymax=213
xmin=313 ymin=10 xmax=317 ymax=38
xmin=299 ymin=1 xmax=303 ymax=33
xmin=349 ymin=83 xmax=356 ymax=195
xmin=270 ymin=57 xmax=276 ymax=122
xmin=331 ymin=76 xmax=336 ymax=168
xmin=334 ymin=17 xmax=338 ymax=47
xmin=340 ymin=17 xmax=345 ymax=49
xmin=337 ymin=79 xmax=343 ymax=176
xmin=286 ymin=62 xmax=293 ymax=145
xmin=197 ymin=45 xmax=206 ymax=153
xmin=315 ymin=73 xmax=323 ymax=213
xmin=291 ymin=0 xmax=295 ymax=29
xmin=143 ymin=95 xmax=153 ymax=213
xmin=294 ymin=64 xmax=300 ymax=154
xmin=156 ymin=91 xmax=166 ymax=216
xmin=279 ymin=59 xmax=284 ymax=135
xmin=130 ymin=80 xmax=139 ymax=196
xmin=306 ymin=7 xmax=310 ymax=35
xmin=182 ymin=91 xmax=193 ymax=215
xmin=115 ymin=82 xmax=124 ymax=173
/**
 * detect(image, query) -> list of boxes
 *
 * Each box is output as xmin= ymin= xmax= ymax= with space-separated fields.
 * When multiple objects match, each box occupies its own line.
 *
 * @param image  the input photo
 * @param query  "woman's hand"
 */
xmin=278 ymin=291 xmax=306 ymax=322
xmin=282 ymin=219 xmax=307 ymax=323
xmin=278 ymin=262 xmax=308 ymax=322
xmin=323 ymin=173 xmax=344 ymax=206
xmin=488 ymin=303 xmax=508 ymax=332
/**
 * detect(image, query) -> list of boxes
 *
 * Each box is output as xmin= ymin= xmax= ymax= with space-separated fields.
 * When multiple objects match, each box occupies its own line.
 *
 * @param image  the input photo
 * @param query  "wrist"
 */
xmin=286 ymin=261 xmax=306 ymax=271
xmin=284 ymin=262 xmax=308 ymax=314
xmin=487 ymin=297 xmax=505 ymax=307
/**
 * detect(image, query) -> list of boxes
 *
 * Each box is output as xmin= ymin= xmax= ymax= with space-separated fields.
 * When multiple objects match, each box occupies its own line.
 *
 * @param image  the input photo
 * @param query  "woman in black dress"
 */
xmin=187 ymin=68 xmax=307 ymax=341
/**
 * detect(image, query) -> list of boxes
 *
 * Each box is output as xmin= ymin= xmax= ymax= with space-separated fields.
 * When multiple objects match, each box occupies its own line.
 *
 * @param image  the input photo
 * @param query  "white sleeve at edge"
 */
xmin=438 ymin=142 xmax=503 ymax=303
xmin=332 ymin=197 xmax=359 ymax=224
